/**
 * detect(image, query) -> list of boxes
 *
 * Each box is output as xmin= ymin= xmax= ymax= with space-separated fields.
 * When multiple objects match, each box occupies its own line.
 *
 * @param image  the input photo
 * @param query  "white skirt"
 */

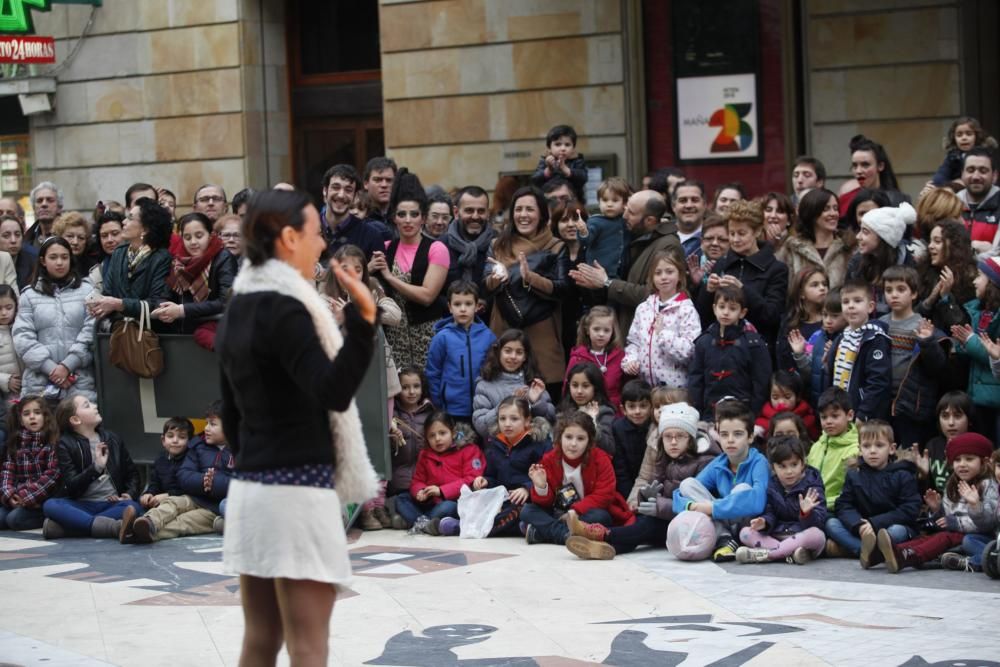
xmin=223 ymin=478 xmax=352 ymax=585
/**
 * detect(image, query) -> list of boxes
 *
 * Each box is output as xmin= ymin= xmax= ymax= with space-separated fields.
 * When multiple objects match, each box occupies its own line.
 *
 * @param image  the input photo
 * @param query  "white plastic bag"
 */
xmin=457 ymin=484 xmax=507 ymax=538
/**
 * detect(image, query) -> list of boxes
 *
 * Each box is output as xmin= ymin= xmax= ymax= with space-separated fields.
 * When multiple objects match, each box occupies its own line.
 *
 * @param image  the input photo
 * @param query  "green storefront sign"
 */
xmin=0 ymin=0 xmax=102 ymax=35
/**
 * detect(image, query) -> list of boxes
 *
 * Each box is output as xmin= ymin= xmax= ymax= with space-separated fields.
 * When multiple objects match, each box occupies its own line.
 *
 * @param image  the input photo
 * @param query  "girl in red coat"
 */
xmin=563 ymin=306 xmax=625 ymax=411
xmin=520 ymin=411 xmax=633 ymax=545
xmin=754 ymin=370 xmax=819 ymax=443
xmin=394 ymin=412 xmax=484 ymax=535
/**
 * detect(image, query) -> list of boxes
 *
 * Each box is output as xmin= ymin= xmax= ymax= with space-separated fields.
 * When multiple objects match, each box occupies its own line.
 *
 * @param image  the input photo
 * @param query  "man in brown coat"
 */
xmin=570 ymin=190 xmax=682 ymax=333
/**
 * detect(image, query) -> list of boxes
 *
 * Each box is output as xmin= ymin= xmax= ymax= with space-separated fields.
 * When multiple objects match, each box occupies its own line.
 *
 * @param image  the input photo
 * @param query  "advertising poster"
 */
xmin=675 ymin=73 xmax=759 ymax=162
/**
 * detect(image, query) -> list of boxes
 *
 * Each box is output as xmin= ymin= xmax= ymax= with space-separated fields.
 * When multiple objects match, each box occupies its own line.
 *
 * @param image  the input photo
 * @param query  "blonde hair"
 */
xmin=52 ymin=211 xmax=89 ymax=237
xmin=858 ymin=419 xmax=894 ymax=445
xmin=576 ymin=305 xmax=622 ymax=349
xmin=213 ymin=213 xmax=242 ymax=234
xmin=651 ymin=386 xmax=687 ymax=409
xmin=646 ymin=249 xmax=687 ymax=294
xmin=725 ymin=199 xmax=764 ymax=233
xmin=916 ymin=188 xmax=963 ymax=238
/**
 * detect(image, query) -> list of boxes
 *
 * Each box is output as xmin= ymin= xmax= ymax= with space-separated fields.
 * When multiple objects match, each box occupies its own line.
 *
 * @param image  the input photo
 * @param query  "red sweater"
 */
xmin=530 ymin=447 xmax=634 ymax=526
xmin=564 ymin=346 xmax=625 ymax=412
xmin=755 ymin=399 xmax=820 ymax=440
xmin=410 ymin=444 xmax=485 ymax=503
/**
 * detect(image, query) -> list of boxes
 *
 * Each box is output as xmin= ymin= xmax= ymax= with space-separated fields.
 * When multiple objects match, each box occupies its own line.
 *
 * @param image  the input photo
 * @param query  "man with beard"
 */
xmin=672 ymin=180 xmax=708 ymax=258
xmin=957 ymin=147 xmax=1000 ymax=256
xmin=443 ymin=185 xmax=494 ymax=293
xmin=323 ymin=164 xmax=391 ymax=260
xmin=25 ymin=181 xmax=63 ymax=249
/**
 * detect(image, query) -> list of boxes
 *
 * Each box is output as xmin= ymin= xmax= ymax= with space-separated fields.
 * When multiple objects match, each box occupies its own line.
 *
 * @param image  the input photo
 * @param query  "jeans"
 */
xmin=607 ymin=514 xmax=669 ymax=554
xmin=42 ymin=498 xmax=143 ymax=536
xmin=219 ymin=498 xmax=227 ymax=517
xmin=824 ymin=517 xmax=914 ymax=556
xmin=962 ymin=533 xmax=993 ymax=569
xmin=520 ymin=503 xmax=612 ymax=545
xmin=394 ymin=493 xmax=459 ymax=525
xmin=0 ymin=505 xmax=44 ymax=530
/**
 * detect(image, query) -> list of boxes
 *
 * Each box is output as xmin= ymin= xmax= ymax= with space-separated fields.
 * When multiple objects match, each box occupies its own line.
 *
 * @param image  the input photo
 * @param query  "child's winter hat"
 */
xmin=978 ymin=256 xmax=1000 ymax=288
xmin=945 ymin=432 xmax=993 ymax=464
xmin=860 ymin=201 xmax=916 ymax=249
xmin=659 ymin=402 xmax=699 ymax=439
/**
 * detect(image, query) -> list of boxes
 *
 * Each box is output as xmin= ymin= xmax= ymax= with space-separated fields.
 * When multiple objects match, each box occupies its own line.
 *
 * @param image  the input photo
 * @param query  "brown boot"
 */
xmin=566 ymin=536 xmax=616 ymax=560
xmin=119 ymin=505 xmax=138 ymax=544
xmin=359 ymin=508 xmax=383 ymax=531
xmin=860 ymin=531 xmax=883 ymax=569
xmin=824 ymin=538 xmax=847 ymax=559
xmin=565 ymin=510 xmax=610 ymax=541
xmin=879 ymin=529 xmax=919 ymax=573
xmin=373 ymin=506 xmax=392 ymax=528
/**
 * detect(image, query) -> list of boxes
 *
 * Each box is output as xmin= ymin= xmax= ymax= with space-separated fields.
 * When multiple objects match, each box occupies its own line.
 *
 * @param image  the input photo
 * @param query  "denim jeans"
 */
xmin=825 ymin=517 xmax=914 ymax=556
xmin=962 ymin=533 xmax=992 ymax=569
xmin=520 ymin=503 xmax=612 ymax=545
xmin=219 ymin=498 xmax=227 ymax=517
xmin=0 ymin=505 xmax=44 ymax=530
xmin=42 ymin=498 xmax=143 ymax=536
xmin=394 ymin=493 xmax=459 ymax=525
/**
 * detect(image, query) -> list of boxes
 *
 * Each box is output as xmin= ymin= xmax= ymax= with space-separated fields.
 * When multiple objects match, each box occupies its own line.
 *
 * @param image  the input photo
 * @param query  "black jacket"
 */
xmin=612 ymin=416 xmax=651 ymax=500
xmin=177 ymin=435 xmax=234 ymax=514
xmin=55 ymin=428 xmax=140 ymax=499
xmin=688 ymin=321 xmax=772 ymax=419
xmin=163 ymin=250 xmax=237 ymax=333
xmin=696 ymin=244 xmax=789 ymax=349
xmin=889 ymin=325 xmax=950 ymax=422
xmin=823 ymin=321 xmax=892 ymax=421
xmin=483 ymin=431 xmax=551 ymax=490
xmin=102 ymin=245 xmax=172 ymax=319
xmin=323 ymin=213 xmax=391 ymax=261
xmin=13 ymin=245 xmax=37 ymax=291
xmin=217 ymin=295 xmax=376 ymax=471
xmin=144 ymin=450 xmax=185 ymax=496
xmin=834 ymin=459 xmax=921 ymax=534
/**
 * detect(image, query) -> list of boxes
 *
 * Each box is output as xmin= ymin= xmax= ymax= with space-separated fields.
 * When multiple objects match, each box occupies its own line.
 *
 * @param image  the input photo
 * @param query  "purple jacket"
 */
xmin=760 ymin=465 xmax=827 ymax=535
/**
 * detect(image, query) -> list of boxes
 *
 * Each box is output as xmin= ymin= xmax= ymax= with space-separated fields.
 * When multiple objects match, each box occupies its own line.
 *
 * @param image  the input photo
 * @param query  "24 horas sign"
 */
xmin=0 ymin=0 xmax=102 ymax=64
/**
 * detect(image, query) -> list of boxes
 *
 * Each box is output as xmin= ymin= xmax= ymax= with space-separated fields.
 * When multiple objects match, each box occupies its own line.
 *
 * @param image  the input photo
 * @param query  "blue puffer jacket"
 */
xmin=760 ymin=465 xmax=827 ymax=535
xmin=482 ymin=428 xmax=552 ymax=490
xmin=144 ymin=450 xmax=186 ymax=496
xmin=426 ymin=316 xmax=497 ymax=418
xmin=177 ymin=436 xmax=235 ymax=514
xmin=673 ymin=446 xmax=769 ymax=521
xmin=688 ymin=321 xmax=772 ymax=419
xmin=834 ymin=459 xmax=921 ymax=534
xmin=956 ymin=299 xmax=1000 ymax=408
xmin=823 ymin=320 xmax=892 ymax=421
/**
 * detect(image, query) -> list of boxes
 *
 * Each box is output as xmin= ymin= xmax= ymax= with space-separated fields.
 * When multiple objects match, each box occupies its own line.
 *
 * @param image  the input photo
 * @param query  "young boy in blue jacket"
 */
xmin=122 ymin=403 xmax=234 ymax=544
xmin=673 ymin=399 xmax=770 ymax=562
xmin=426 ymin=280 xmax=497 ymax=422
xmin=824 ymin=277 xmax=892 ymax=421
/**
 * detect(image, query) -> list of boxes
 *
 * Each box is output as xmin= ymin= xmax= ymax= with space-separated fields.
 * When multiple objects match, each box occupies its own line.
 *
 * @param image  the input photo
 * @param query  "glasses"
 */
xmin=662 ymin=434 xmax=687 ymax=443
xmin=219 ymin=232 xmax=241 ymax=240
xmin=196 ymin=195 xmax=225 ymax=204
xmin=546 ymin=195 xmax=572 ymax=207
xmin=703 ymin=236 xmax=727 ymax=245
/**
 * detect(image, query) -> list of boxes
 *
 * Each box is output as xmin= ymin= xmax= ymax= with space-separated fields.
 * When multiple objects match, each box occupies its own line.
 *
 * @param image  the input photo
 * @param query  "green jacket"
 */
xmin=102 ymin=245 xmax=172 ymax=319
xmin=956 ymin=299 xmax=1000 ymax=408
xmin=807 ymin=422 xmax=859 ymax=509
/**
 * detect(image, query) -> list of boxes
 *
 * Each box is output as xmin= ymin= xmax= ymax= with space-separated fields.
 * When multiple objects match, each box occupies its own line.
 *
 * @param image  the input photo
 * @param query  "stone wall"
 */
xmin=378 ymin=0 xmax=631 ymax=195
xmin=804 ymin=0 xmax=962 ymax=196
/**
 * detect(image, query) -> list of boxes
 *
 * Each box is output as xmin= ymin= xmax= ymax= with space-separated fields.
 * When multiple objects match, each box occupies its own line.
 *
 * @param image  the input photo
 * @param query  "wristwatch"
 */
xmin=603 ymin=277 xmax=613 ymax=289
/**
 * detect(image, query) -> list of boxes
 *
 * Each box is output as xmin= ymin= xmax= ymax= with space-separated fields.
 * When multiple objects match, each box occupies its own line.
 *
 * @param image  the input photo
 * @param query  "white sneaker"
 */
xmin=735 ymin=546 xmax=770 ymax=563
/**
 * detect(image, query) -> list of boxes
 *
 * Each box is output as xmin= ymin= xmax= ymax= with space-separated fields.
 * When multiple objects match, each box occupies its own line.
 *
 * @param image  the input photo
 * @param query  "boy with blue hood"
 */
xmin=426 ymin=280 xmax=497 ymax=422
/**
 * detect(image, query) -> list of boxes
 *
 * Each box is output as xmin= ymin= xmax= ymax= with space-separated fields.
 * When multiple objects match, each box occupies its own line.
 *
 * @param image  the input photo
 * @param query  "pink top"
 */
xmin=386 ymin=239 xmax=450 ymax=273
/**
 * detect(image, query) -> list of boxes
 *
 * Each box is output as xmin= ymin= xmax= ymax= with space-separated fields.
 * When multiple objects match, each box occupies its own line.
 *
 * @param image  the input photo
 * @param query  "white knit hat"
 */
xmin=658 ymin=402 xmax=699 ymax=439
xmin=860 ymin=201 xmax=916 ymax=249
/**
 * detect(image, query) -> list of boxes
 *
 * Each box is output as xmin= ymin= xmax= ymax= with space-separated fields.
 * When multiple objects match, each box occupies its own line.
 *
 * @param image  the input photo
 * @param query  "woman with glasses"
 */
xmin=367 ymin=169 xmax=449 ymax=369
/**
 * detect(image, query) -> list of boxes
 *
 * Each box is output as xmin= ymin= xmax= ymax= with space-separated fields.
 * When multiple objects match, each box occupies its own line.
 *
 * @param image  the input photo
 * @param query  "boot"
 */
xmin=373 ymin=506 xmax=392 ymax=528
xmin=132 ymin=516 xmax=157 ymax=544
xmin=358 ymin=508 xmax=383 ymax=531
xmin=90 ymin=516 xmax=123 ymax=539
xmin=42 ymin=518 xmax=65 ymax=540
xmin=859 ymin=531 xmax=883 ymax=569
xmin=565 ymin=510 xmax=610 ymax=541
xmin=566 ymin=535 xmax=616 ymax=560
xmin=879 ymin=529 xmax=920 ymax=573
xmin=213 ymin=516 xmax=225 ymax=534
xmin=119 ymin=505 xmax=138 ymax=544
xmin=824 ymin=538 xmax=847 ymax=559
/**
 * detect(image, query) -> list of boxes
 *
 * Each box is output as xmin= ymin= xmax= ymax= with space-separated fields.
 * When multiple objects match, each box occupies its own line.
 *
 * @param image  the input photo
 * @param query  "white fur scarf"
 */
xmin=232 ymin=258 xmax=380 ymax=505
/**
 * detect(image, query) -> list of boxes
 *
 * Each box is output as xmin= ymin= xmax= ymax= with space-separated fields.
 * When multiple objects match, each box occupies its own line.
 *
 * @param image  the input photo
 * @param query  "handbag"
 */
xmin=109 ymin=300 xmax=164 ymax=378
xmin=494 ymin=245 xmax=561 ymax=328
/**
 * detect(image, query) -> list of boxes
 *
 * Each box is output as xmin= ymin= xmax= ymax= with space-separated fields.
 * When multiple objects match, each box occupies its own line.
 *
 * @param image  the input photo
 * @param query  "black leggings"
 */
xmin=607 ymin=515 xmax=669 ymax=554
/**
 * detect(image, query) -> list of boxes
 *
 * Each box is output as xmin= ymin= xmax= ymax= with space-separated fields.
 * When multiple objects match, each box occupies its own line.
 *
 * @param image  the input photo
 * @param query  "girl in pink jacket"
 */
xmin=622 ymin=250 xmax=702 ymax=387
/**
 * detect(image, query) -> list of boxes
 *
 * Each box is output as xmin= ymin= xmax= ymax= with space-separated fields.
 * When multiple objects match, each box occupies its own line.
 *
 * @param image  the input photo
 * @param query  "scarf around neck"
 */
xmin=492 ymin=226 xmax=561 ymax=266
xmin=126 ymin=244 xmax=152 ymax=279
xmin=231 ymin=258 xmax=380 ymax=504
xmin=445 ymin=219 xmax=495 ymax=270
xmin=18 ymin=428 xmax=44 ymax=451
xmin=168 ymin=235 xmax=223 ymax=302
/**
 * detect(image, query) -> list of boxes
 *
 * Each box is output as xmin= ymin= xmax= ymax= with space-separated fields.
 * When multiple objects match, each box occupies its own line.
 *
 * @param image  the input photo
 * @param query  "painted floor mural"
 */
xmin=0 ymin=529 xmax=997 ymax=666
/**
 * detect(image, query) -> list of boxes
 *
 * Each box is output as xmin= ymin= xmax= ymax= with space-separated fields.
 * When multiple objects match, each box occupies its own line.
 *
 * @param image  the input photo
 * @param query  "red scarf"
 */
xmin=167 ymin=235 xmax=223 ymax=302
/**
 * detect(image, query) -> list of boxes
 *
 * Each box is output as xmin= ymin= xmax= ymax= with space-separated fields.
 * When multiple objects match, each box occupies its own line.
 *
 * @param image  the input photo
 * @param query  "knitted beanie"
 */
xmin=659 ymin=402 xmax=699 ymax=439
xmin=860 ymin=201 xmax=916 ymax=248
xmin=979 ymin=256 xmax=1000 ymax=288
xmin=945 ymin=432 xmax=993 ymax=464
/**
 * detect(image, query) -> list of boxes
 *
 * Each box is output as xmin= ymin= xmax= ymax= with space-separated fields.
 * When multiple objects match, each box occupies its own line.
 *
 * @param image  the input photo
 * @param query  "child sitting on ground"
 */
xmin=807 ymin=387 xmax=859 ymax=510
xmin=736 ymin=436 xmax=827 ymax=565
xmin=879 ymin=433 xmax=998 ymax=573
xmin=0 ymin=285 xmax=22 ymax=411
xmin=137 ymin=417 xmax=194 ymax=520
xmin=472 ymin=329 xmax=555 ymax=440
xmin=672 ymin=399 xmax=770 ymax=562
xmin=521 ymin=411 xmax=633 ymax=546
xmin=566 ymin=402 xmax=718 ymax=560
xmin=396 ymin=412 xmax=484 ymax=535
xmin=530 ymin=124 xmax=588 ymax=197
xmin=385 ymin=367 xmax=435 ymax=529
xmin=908 ymin=391 xmax=973 ymax=494
xmin=559 ymin=362 xmax=616 ymax=455
xmin=611 ymin=379 xmax=653 ymax=500
xmin=122 ymin=402 xmax=234 ymax=543
xmin=826 ymin=420 xmax=921 ymax=563
xmin=0 ymin=396 xmax=60 ymax=531
xmin=765 ymin=411 xmax=814 ymax=450
xmin=41 ymin=396 xmax=141 ymax=539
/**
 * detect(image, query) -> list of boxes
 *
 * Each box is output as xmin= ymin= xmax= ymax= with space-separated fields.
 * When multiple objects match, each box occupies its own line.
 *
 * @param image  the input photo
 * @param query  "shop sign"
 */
xmin=676 ymin=73 xmax=759 ymax=161
xmin=0 ymin=35 xmax=54 ymax=63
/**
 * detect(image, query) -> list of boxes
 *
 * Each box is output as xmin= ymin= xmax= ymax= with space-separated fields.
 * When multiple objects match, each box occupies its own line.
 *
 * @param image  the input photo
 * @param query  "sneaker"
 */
xmin=408 ymin=515 xmax=431 ymax=535
xmin=119 ymin=505 xmax=138 ymax=544
xmin=824 ymin=538 xmax=847 ymax=559
xmin=438 ymin=517 xmax=460 ymax=536
xmin=391 ymin=513 xmax=409 ymax=530
xmin=566 ymin=535 xmax=616 ymax=560
xmin=712 ymin=537 xmax=739 ymax=563
xmin=859 ymin=531 xmax=882 ymax=569
xmin=789 ymin=547 xmax=813 ymax=565
xmin=359 ymin=508 xmax=383 ymax=531
xmin=735 ymin=546 xmax=770 ymax=564
xmin=941 ymin=552 xmax=972 ymax=572
xmin=42 ymin=518 xmax=65 ymax=540
xmin=373 ymin=506 xmax=392 ymax=529
xmin=524 ymin=525 xmax=541 ymax=545
xmin=213 ymin=516 xmax=225 ymax=534
xmin=424 ymin=518 xmax=441 ymax=536
xmin=877 ymin=529 xmax=902 ymax=573
xmin=132 ymin=516 xmax=156 ymax=544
